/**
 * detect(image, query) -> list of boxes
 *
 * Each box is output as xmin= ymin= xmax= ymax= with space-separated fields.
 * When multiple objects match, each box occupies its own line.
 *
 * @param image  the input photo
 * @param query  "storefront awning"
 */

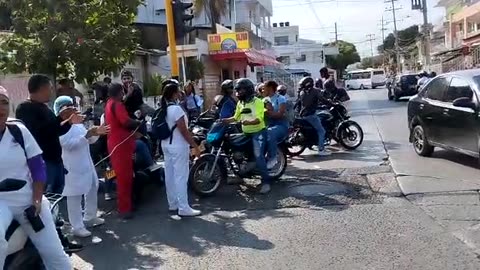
xmin=210 ymin=49 xmax=282 ymax=67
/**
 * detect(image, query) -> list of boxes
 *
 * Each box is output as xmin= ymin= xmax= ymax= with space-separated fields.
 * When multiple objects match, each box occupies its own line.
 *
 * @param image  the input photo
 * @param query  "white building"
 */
xmin=272 ymin=22 xmax=338 ymax=76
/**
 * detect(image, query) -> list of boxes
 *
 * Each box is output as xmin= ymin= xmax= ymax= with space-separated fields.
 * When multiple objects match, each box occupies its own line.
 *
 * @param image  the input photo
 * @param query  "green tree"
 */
xmin=377 ymin=25 xmax=420 ymax=59
xmin=360 ymin=55 xmax=383 ymax=69
xmin=0 ymin=0 xmax=143 ymax=84
xmin=194 ymin=0 xmax=228 ymax=33
xmin=143 ymin=74 xmax=166 ymax=97
xmin=325 ymin=40 xmax=361 ymax=75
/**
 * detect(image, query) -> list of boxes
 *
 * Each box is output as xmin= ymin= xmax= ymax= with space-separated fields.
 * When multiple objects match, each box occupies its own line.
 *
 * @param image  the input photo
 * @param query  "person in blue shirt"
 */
xmin=184 ymin=81 xmax=204 ymax=120
xmin=217 ymin=79 xmax=237 ymax=119
xmin=262 ymin=80 xmax=289 ymax=169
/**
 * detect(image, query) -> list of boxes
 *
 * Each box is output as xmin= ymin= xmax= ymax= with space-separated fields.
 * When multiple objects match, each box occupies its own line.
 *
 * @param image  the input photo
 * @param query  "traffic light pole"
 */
xmin=165 ymin=0 xmax=179 ymax=79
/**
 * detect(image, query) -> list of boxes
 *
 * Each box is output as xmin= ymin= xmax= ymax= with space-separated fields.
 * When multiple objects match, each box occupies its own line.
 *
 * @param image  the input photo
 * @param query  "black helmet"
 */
xmin=161 ymin=78 xmax=179 ymax=92
xmin=234 ymin=78 xmax=255 ymax=102
xmin=221 ymin=79 xmax=234 ymax=94
xmin=299 ymin=76 xmax=315 ymax=90
xmin=121 ymin=70 xmax=134 ymax=78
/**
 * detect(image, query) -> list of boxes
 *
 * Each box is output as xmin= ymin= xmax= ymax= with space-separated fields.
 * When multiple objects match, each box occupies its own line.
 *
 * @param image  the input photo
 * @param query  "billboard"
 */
xmin=208 ymin=32 xmax=250 ymax=53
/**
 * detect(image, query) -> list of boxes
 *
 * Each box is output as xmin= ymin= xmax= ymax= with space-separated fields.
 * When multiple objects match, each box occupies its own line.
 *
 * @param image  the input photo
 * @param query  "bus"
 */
xmin=345 ymin=69 xmax=386 ymax=90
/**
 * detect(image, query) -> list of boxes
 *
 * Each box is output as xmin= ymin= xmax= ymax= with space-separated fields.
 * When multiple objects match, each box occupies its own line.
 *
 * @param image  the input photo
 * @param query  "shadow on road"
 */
xmin=429 ymin=149 xmax=479 ymax=170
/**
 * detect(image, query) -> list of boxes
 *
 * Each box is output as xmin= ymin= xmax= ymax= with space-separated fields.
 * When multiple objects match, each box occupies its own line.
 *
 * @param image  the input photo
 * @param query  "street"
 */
xmin=72 ymin=87 xmax=480 ymax=270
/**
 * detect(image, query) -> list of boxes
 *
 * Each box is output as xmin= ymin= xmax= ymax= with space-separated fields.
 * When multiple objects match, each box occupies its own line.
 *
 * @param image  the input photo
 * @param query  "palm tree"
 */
xmin=194 ymin=0 xmax=228 ymax=33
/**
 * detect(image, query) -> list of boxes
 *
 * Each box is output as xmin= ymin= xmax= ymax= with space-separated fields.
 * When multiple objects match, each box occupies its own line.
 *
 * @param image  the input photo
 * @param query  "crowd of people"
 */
xmin=0 ymin=66 xmax=337 ymax=268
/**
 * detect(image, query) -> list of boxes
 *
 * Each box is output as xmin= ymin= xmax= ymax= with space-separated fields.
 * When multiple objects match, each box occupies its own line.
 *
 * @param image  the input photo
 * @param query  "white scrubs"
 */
xmin=0 ymin=123 xmax=71 ymax=270
xmin=161 ymin=105 xmax=191 ymax=212
xmin=59 ymin=124 xmax=99 ymax=231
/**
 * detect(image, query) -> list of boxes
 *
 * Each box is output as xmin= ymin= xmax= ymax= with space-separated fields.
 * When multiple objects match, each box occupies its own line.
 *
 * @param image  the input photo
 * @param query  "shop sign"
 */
xmin=208 ymin=32 xmax=250 ymax=53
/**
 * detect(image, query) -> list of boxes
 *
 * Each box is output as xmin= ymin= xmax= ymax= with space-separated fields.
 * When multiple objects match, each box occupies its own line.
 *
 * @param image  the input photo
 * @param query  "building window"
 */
xmin=297 ymin=54 xmax=306 ymax=62
xmin=277 ymin=56 xmax=290 ymax=65
xmin=274 ymin=36 xmax=289 ymax=45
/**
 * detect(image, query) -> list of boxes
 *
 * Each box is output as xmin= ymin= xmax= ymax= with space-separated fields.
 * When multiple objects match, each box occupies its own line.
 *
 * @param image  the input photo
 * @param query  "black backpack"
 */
xmin=5 ymin=120 xmax=27 ymax=156
xmin=152 ymin=103 xmax=177 ymax=144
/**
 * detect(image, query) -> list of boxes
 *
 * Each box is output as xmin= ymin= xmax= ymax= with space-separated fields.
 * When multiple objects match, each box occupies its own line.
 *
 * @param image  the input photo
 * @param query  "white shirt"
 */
xmin=161 ymin=105 xmax=189 ymax=148
xmin=0 ymin=122 xmax=42 ymax=206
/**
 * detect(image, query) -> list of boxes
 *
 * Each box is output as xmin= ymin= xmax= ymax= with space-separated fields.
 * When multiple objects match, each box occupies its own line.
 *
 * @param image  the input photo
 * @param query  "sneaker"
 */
xmin=84 ymin=217 xmax=105 ymax=228
xmin=178 ymin=208 xmax=202 ymax=217
xmin=64 ymin=241 xmax=83 ymax=254
xmin=259 ymin=184 xmax=271 ymax=194
xmin=267 ymin=159 xmax=278 ymax=170
xmin=317 ymin=149 xmax=331 ymax=156
xmin=73 ymin=228 xmax=92 ymax=238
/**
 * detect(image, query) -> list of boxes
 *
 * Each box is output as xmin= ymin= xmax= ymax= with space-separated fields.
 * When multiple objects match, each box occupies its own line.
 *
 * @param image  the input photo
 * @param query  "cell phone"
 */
xmin=24 ymin=205 xmax=45 ymax=233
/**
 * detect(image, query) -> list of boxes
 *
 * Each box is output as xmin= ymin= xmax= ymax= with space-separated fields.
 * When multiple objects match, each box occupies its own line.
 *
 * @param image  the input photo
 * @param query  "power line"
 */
xmin=366 ymin=34 xmax=376 ymax=58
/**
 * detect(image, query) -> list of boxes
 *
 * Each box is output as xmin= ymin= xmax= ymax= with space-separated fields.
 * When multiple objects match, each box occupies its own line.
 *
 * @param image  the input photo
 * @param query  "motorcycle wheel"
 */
xmin=268 ymin=146 xmax=288 ymax=180
xmin=286 ymin=129 xmax=307 ymax=157
xmin=189 ymin=155 xmax=226 ymax=197
xmin=338 ymin=121 xmax=364 ymax=150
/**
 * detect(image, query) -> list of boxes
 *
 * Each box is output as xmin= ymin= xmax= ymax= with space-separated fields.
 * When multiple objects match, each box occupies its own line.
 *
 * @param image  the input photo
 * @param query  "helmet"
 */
xmin=121 ymin=70 xmax=134 ymax=78
xmin=299 ymin=76 xmax=315 ymax=90
xmin=221 ymin=79 xmax=234 ymax=94
xmin=234 ymin=78 xmax=255 ymax=102
xmin=277 ymin=85 xmax=287 ymax=95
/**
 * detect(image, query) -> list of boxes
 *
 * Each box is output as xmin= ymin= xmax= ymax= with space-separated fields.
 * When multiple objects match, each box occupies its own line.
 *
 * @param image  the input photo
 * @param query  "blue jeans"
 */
xmin=251 ymin=130 xmax=270 ymax=185
xmin=135 ymin=140 xmax=154 ymax=170
xmin=267 ymin=125 xmax=289 ymax=161
xmin=303 ymin=114 xmax=326 ymax=151
xmin=45 ymin=161 xmax=66 ymax=194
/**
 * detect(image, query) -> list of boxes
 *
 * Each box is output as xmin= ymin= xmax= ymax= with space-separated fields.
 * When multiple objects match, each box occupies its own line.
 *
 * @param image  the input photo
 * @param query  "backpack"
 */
xmin=5 ymin=120 xmax=27 ymax=157
xmin=151 ymin=103 xmax=177 ymax=144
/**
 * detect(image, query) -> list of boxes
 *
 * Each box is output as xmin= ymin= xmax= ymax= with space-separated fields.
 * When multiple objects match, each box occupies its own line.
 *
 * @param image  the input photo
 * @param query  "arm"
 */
xmin=266 ymin=96 xmax=287 ymax=119
xmin=222 ymin=102 xmax=242 ymax=124
xmin=114 ymin=101 xmax=142 ymax=130
xmin=57 ymin=115 xmax=72 ymax=136
xmin=59 ymin=126 xmax=89 ymax=151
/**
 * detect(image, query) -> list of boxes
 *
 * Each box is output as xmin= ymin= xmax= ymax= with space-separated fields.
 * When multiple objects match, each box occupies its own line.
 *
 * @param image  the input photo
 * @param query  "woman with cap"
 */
xmin=0 ymin=87 xmax=72 ymax=269
xmin=54 ymin=96 xmax=109 ymax=237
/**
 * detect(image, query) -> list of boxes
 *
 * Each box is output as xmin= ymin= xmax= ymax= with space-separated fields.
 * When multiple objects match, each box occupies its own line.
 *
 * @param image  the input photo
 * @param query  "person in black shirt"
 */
xmin=294 ymin=76 xmax=332 ymax=156
xmin=121 ymin=70 xmax=144 ymax=118
xmin=16 ymin=74 xmax=84 ymax=194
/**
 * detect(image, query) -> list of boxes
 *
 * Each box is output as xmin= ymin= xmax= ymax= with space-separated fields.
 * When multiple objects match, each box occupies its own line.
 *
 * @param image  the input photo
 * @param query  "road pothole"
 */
xmin=289 ymin=182 xmax=349 ymax=197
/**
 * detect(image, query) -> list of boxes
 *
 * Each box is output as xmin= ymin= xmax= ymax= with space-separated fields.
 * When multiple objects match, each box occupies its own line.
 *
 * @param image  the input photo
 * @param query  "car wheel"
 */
xmin=388 ymin=89 xmax=393 ymax=100
xmin=412 ymin=125 xmax=434 ymax=157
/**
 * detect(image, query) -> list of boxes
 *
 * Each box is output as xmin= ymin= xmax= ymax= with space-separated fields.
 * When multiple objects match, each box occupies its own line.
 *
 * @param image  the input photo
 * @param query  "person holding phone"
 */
xmin=0 ymin=86 xmax=71 ymax=269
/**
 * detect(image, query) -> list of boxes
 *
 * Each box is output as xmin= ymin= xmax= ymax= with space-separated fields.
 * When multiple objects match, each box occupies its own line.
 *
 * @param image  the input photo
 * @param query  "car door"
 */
xmin=439 ymin=76 xmax=479 ymax=154
xmin=420 ymin=76 xmax=451 ymax=144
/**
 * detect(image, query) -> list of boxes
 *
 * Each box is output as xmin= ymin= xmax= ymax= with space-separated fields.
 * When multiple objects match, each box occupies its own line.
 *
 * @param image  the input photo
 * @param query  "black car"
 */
xmin=388 ymin=74 xmax=418 ymax=101
xmin=408 ymin=70 xmax=480 ymax=160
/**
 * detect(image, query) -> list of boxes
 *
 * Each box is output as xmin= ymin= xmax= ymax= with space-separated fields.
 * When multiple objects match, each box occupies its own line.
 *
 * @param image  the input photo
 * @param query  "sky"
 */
xmin=271 ymin=0 xmax=446 ymax=58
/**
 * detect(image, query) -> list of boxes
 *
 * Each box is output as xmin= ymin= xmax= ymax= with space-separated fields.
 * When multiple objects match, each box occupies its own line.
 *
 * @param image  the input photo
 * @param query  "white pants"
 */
xmin=0 ymin=198 xmax=71 ymax=270
xmin=163 ymin=145 xmax=191 ymax=212
xmin=66 ymin=180 xmax=98 ymax=231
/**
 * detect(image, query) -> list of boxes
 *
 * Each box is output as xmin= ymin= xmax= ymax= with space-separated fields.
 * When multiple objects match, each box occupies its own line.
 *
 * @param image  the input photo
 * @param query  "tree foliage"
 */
xmin=378 ymin=25 xmax=420 ymax=53
xmin=325 ymin=40 xmax=361 ymax=74
xmin=0 ymin=0 xmax=143 ymax=84
xmin=360 ymin=55 xmax=383 ymax=69
xmin=143 ymin=73 xmax=166 ymax=97
xmin=194 ymin=0 xmax=228 ymax=33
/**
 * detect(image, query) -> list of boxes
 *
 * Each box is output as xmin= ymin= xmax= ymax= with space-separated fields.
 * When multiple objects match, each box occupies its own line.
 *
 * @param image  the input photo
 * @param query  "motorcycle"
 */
xmin=286 ymin=103 xmax=364 ymax=156
xmin=188 ymin=119 xmax=288 ymax=197
xmin=2 ymin=179 xmax=65 ymax=269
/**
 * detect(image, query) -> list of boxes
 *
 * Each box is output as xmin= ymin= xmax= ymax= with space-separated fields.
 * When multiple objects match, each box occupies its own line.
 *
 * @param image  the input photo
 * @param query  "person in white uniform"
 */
xmin=160 ymin=83 xmax=202 ymax=217
xmin=54 ymin=96 xmax=109 ymax=237
xmin=0 ymin=87 xmax=71 ymax=269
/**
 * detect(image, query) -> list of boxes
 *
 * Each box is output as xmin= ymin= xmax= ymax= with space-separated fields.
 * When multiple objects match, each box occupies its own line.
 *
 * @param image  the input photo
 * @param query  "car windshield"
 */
xmin=401 ymin=75 xmax=417 ymax=85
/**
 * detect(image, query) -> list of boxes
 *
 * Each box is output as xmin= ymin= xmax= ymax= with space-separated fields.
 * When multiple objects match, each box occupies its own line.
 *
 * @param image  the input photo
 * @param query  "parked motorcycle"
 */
xmin=189 ymin=121 xmax=288 ymax=196
xmin=286 ymin=103 xmax=364 ymax=156
xmin=3 ymin=179 xmax=65 ymax=269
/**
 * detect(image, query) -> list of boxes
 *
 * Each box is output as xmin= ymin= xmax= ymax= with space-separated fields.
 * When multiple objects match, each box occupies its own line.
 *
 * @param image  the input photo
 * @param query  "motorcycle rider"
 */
xmin=417 ymin=71 xmax=429 ymax=89
xmin=0 ymin=87 xmax=71 ymax=269
xmin=277 ymin=85 xmax=295 ymax=125
xmin=294 ymin=76 xmax=332 ymax=156
xmin=216 ymin=79 xmax=237 ymax=119
xmin=222 ymin=78 xmax=271 ymax=194
xmin=262 ymin=80 xmax=289 ymax=169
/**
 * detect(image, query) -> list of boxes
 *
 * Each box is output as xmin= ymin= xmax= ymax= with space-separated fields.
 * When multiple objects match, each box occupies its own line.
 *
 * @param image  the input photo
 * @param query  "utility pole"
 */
xmin=335 ymin=22 xmax=338 ymax=43
xmin=379 ymin=16 xmax=388 ymax=67
xmin=421 ymin=0 xmax=431 ymax=71
xmin=366 ymin=34 xmax=376 ymax=58
xmin=386 ymin=0 xmax=402 ymax=73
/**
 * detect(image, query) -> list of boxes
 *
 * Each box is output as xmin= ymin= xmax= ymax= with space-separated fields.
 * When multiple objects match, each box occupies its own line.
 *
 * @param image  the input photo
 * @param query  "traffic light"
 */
xmin=172 ymin=0 xmax=194 ymax=40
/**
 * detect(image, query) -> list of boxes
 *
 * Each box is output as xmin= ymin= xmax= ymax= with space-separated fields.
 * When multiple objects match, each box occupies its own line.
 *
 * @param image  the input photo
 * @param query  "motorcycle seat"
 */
xmin=229 ymin=133 xmax=251 ymax=146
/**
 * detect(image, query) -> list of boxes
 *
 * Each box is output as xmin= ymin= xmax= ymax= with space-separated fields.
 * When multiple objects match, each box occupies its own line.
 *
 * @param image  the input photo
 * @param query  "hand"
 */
xmin=69 ymin=112 xmax=85 ymax=124
xmin=95 ymin=124 xmax=110 ymax=136
xmin=191 ymin=146 xmax=201 ymax=159
xmin=33 ymin=200 xmax=42 ymax=216
xmin=127 ymin=83 xmax=134 ymax=95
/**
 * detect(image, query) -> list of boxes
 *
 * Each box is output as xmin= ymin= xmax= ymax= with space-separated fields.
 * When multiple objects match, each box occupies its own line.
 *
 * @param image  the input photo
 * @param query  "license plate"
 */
xmin=105 ymin=170 xmax=116 ymax=180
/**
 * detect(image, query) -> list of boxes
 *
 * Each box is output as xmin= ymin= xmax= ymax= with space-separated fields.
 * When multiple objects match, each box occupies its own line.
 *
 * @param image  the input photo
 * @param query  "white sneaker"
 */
xmin=267 ymin=159 xmax=278 ymax=170
xmin=317 ymin=150 xmax=331 ymax=156
xmin=73 ymin=228 xmax=92 ymax=238
xmin=178 ymin=208 xmax=202 ymax=217
xmin=259 ymin=184 xmax=271 ymax=194
xmin=84 ymin=217 xmax=105 ymax=228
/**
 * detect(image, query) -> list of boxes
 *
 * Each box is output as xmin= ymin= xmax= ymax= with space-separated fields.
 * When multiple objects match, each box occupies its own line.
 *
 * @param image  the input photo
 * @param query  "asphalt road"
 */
xmin=71 ymin=89 xmax=480 ymax=270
